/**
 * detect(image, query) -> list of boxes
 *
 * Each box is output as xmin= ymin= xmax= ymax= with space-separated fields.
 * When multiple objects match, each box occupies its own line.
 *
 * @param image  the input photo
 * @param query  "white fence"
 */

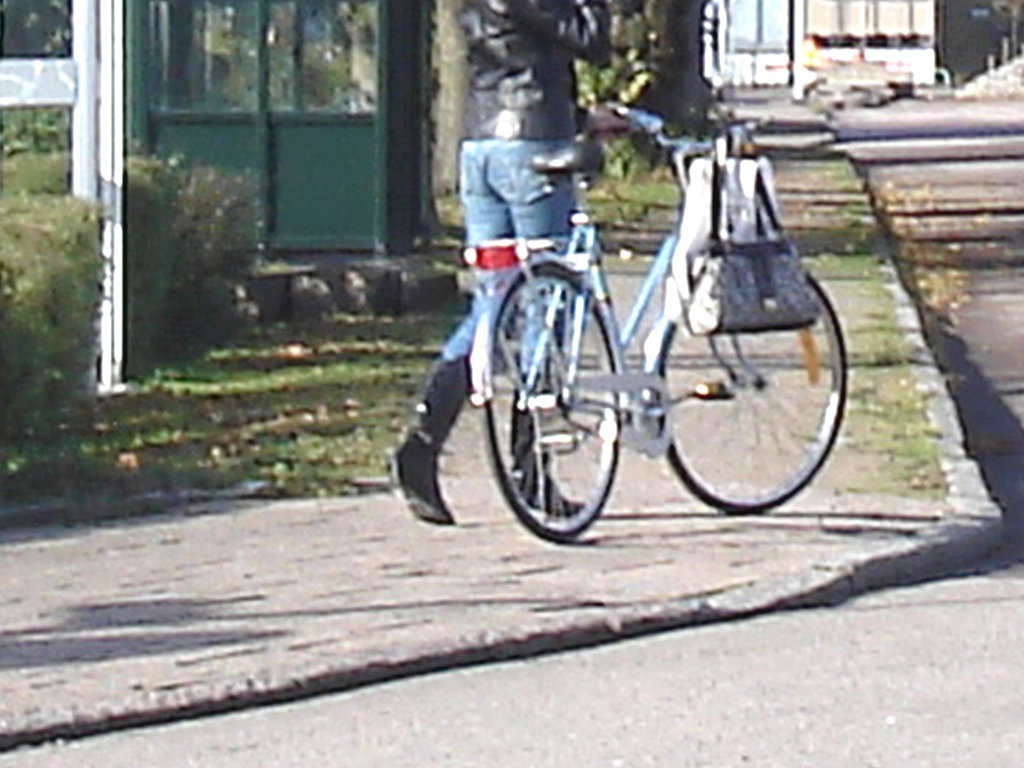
xmin=0 ymin=0 xmax=124 ymax=394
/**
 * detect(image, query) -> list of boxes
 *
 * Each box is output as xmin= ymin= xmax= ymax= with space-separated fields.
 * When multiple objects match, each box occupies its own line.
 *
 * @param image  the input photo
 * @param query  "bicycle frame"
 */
xmin=570 ymin=222 xmax=685 ymax=458
xmin=468 ymin=220 xmax=686 ymax=459
xmin=467 ymin=134 xmax=721 ymax=457
xmin=470 ymin=115 xmax=782 ymax=456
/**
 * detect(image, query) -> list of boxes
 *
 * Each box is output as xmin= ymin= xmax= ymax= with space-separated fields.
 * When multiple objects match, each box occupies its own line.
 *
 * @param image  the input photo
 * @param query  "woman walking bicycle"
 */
xmin=391 ymin=0 xmax=615 ymax=525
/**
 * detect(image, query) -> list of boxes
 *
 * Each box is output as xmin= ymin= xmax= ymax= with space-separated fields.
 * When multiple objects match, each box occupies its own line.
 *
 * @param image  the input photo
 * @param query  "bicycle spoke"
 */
xmin=666 ymin=277 xmax=847 ymax=513
xmin=484 ymin=264 xmax=620 ymax=543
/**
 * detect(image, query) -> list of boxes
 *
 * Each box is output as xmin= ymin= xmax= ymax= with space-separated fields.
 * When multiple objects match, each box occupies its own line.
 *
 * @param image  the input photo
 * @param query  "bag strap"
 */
xmin=712 ymin=152 xmax=782 ymax=245
xmin=754 ymin=169 xmax=783 ymax=237
xmin=710 ymin=151 xmax=724 ymax=247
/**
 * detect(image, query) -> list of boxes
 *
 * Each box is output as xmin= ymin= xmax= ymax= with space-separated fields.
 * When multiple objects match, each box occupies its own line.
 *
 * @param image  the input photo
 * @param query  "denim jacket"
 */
xmin=460 ymin=0 xmax=612 ymax=141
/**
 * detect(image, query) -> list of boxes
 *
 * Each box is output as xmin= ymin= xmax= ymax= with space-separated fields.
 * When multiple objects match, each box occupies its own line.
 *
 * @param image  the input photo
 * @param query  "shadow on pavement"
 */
xmin=918 ymin=302 xmax=1024 ymax=545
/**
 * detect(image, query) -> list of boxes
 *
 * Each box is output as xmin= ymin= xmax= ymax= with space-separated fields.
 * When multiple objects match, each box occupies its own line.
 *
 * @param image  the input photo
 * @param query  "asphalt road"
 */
xmin=3 ymin=545 xmax=1023 ymax=768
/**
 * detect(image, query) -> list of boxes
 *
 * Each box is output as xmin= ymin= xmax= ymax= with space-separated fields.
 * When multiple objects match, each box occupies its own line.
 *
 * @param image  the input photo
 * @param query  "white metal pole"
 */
xmin=73 ymin=0 xmax=124 ymax=394
xmin=98 ymin=0 xmax=126 ymax=393
xmin=791 ymin=0 xmax=807 ymax=99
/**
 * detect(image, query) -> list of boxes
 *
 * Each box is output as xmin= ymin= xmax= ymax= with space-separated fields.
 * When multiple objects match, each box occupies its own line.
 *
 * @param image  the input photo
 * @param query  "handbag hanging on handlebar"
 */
xmin=685 ymin=153 xmax=821 ymax=336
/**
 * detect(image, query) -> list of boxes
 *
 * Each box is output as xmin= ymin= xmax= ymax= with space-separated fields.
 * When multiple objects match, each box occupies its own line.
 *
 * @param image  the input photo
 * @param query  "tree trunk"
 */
xmin=641 ymin=0 xmax=710 ymax=132
xmin=432 ymin=0 xmax=467 ymax=198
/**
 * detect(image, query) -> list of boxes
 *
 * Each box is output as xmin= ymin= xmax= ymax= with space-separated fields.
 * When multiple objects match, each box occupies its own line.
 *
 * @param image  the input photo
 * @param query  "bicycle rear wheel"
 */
xmin=484 ymin=262 xmax=620 ymax=543
xmin=665 ymin=275 xmax=847 ymax=513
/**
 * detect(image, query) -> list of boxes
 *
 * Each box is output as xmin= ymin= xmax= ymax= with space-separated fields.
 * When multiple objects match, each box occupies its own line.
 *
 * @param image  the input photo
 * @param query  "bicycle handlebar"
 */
xmin=606 ymin=103 xmax=713 ymax=157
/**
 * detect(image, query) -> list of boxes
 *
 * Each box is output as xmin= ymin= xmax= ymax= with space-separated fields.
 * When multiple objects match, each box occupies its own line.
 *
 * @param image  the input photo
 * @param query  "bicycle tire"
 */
xmin=665 ymin=275 xmax=847 ymax=513
xmin=484 ymin=262 xmax=620 ymax=543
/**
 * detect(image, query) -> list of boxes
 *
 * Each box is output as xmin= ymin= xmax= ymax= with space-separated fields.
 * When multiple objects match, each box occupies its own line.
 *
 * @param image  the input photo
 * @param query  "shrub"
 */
xmin=0 ymin=196 xmax=100 ymax=440
xmin=124 ymin=157 xmax=261 ymax=377
xmin=0 ymin=155 xmax=257 ymax=438
xmin=167 ymin=164 xmax=262 ymax=351
xmin=2 ymin=151 xmax=69 ymax=195
xmin=1 ymin=109 xmax=71 ymax=194
xmin=122 ymin=157 xmax=182 ymax=377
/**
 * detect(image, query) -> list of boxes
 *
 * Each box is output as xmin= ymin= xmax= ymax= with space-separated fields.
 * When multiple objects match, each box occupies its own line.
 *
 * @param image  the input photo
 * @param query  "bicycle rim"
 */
xmin=666 ymin=276 xmax=847 ymax=513
xmin=484 ymin=263 xmax=620 ymax=543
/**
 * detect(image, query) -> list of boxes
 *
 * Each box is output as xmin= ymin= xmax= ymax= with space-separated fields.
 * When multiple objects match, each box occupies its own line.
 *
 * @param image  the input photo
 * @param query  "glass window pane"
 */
xmin=297 ymin=0 xmax=378 ymax=114
xmin=150 ymin=0 xmax=258 ymax=111
xmin=268 ymin=0 xmax=379 ymax=114
xmin=268 ymin=1 xmax=299 ymax=109
xmin=0 ymin=0 xmax=71 ymax=58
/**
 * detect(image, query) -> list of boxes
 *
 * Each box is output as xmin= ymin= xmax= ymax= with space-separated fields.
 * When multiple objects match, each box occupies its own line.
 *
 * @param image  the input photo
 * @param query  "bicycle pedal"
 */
xmin=539 ymin=432 xmax=579 ymax=451
xmin=691 ymin=381 xmax=734 ymax=401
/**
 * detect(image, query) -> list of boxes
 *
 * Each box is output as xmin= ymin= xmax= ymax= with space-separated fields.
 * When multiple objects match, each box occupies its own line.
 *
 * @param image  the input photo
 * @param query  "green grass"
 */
xmin=0 ymin=311 xmax=457 ymax=519
xmin=813 ymin=253 xmax=946 ymax=498
xmin=588 ymin=171 xmax=678 ymax=222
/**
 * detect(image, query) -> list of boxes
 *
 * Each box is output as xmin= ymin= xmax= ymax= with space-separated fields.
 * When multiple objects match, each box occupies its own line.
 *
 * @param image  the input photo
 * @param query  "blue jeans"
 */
xmin=442 ymin=139 xmax=575 ymax=362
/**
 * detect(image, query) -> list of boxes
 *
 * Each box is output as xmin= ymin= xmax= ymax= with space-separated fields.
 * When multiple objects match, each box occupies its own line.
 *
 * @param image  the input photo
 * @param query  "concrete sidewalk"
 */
xmin=0 ymin=152 xmax=1003 ymax=751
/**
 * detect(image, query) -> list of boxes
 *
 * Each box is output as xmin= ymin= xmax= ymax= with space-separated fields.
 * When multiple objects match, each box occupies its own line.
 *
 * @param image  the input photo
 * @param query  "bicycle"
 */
xmin=467 ymin=107 xmax=848 ymax=544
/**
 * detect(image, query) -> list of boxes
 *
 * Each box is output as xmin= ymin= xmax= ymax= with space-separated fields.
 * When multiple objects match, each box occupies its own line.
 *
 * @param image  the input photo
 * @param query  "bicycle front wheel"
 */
xmin=665 ymin=275 xmax=847 ymax=513
xmin=484 ymin=262 xmax=620 ymax=543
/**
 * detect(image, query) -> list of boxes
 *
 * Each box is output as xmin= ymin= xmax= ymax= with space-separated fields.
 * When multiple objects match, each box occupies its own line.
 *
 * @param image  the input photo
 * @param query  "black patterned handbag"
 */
xmin=686 ymin=161 xmax=821 ymax=336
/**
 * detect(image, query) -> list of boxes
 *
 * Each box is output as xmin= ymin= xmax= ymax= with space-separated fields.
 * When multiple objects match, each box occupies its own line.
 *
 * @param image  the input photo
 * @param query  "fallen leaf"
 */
xmin=282 ymin=343 xmax=312 ymax=359
xmin=117 ymin=452 xmax=140 ymax=471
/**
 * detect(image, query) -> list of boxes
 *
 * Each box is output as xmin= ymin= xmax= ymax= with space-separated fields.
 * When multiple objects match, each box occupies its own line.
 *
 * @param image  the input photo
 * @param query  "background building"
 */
xmin=722 ymin=0 xmax=1022 ymax=89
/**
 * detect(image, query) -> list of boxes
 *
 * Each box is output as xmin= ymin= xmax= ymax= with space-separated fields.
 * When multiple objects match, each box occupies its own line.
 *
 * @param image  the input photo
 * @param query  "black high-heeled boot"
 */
xmin=391 ymin=357 xmax=468 ymax=525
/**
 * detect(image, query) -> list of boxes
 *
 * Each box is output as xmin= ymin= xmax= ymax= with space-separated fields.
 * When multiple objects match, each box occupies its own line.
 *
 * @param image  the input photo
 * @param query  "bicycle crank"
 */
xmin=576 ymin=372 xmax=672 ymax=458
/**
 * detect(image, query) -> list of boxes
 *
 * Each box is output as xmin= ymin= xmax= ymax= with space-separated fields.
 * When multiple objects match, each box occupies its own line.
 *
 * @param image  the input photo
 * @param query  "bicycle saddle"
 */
xmin=530 ymin=139 xmax=604 ymax=178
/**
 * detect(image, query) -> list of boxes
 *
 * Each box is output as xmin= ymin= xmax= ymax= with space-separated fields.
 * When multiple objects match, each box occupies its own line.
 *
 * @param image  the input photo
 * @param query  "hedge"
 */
xmin=0 ymin=156 xmax=260 ymax=440
xmin=0 ymin=196 xmax=101 ymax=440
xmin=124 ymin=157 xmax=261 ymax=378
